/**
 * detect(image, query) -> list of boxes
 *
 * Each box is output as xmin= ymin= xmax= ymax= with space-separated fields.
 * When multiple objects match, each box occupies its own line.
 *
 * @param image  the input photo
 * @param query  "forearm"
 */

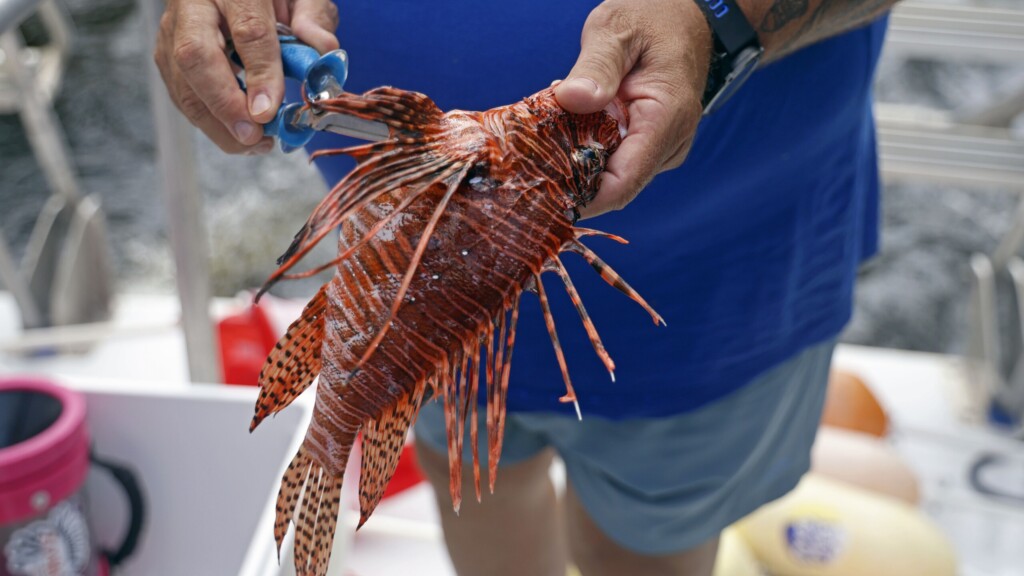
xmin=737 ymin=0 xmax=899 ymax=60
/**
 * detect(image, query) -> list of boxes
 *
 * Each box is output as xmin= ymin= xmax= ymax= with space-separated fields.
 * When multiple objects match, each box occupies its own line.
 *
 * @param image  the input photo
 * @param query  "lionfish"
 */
xmin=250 ymin=85 xmax=664 ymax=575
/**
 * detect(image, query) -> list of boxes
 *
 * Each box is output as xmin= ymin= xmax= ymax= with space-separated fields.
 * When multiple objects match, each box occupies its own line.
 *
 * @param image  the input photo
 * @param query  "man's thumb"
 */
xmin=554 ymin=9 xmax=634 ymax=114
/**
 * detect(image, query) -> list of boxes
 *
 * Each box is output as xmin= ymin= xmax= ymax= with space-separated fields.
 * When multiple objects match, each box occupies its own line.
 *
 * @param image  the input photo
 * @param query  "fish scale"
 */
xmin=250 ymin=85 xmax=663 ymax=576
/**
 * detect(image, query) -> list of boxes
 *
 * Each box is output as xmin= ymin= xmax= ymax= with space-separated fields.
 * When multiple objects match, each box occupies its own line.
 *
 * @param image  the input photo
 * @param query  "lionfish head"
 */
xmin=515 ymin=87 xmax=628 ymax=209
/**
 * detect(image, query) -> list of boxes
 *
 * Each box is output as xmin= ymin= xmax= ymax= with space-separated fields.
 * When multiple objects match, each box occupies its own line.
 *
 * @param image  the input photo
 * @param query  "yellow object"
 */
xmin=736 ymin=475 xmax=956 ymax=576
xmin=811 ymin=426 xmax=920 ymax=504
xmin=821 ymin=370 xmax=889 ymax=437
xmin=714 ymin=527 xmax=764 ymax=576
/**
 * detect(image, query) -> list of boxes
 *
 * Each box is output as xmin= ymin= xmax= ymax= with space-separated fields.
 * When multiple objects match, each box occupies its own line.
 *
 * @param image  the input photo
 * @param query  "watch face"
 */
xmin=703 ymin=46 xmax=764 ymax=115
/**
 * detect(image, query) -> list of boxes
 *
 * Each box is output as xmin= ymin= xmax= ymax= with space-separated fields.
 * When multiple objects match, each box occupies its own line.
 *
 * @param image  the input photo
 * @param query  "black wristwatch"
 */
xmin=692 ymin=0 xmax=764 ymax=115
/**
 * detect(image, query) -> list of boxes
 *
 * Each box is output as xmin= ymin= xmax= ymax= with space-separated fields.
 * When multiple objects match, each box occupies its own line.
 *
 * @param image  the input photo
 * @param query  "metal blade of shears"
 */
xmin=299 ymin=107 xmax=391 ymax=142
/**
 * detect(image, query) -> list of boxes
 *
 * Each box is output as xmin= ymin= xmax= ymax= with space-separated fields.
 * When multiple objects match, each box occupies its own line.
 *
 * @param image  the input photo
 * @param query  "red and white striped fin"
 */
xmin=255 ymin=88 xmax=465 ymax=299
xmin=534 ymin=272 xmax=582 ymax=420
xmin=490 ymin=294 xmax=520 ymax=491
xmin=566 ymin=240 xmax=666 ymax=326
xmin=550 ymin=256 xmax=616 ymax=382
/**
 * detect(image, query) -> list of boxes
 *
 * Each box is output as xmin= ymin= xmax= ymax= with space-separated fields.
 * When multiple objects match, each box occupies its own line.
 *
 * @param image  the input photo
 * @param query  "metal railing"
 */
xmin=876 ymin=104 xmax=1024 ymax=192
xmin=887 ymin=0 xmax=1024 ymax=64
xmin=0 ymin=0 xmax=113 ymax=337
xmin=884 ymin=1 xmax=1024 ymax=426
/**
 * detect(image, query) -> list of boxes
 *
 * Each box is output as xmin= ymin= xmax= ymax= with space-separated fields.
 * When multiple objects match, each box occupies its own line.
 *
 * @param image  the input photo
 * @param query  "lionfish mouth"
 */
xmin=604 ymin=98 xmax=628 ymax=139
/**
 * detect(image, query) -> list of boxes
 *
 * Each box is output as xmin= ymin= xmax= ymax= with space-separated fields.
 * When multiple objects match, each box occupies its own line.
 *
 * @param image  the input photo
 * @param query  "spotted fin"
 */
xmin=357 ymin=386 xmax=425 ymax=527
xmin=275 ymin=446 xmax=343 ymax=576
xmin=251 ymin=285 xmax=328 ymax=432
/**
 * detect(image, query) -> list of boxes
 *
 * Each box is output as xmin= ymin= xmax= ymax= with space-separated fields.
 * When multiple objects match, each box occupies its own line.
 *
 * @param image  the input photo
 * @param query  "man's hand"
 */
xmin=555 ymin=0 xmax=712 ymax=218
xmin=557 ymin=0 xmax=900 ymax=218
xmin=154 ymin=0 xmax=339 ymax=154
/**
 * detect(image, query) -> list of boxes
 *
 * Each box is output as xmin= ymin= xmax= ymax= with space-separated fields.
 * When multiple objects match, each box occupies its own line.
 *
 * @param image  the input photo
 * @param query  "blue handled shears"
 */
xmin=229 ymin=24 xmax=390 ymax=152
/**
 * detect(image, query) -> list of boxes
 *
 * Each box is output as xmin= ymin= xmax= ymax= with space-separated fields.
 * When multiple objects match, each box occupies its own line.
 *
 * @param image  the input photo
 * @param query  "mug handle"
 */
xmin=968 ymin=452 xmax=1024 ymax=505
xmin=90 ymin=451 xmax=147 ymax=567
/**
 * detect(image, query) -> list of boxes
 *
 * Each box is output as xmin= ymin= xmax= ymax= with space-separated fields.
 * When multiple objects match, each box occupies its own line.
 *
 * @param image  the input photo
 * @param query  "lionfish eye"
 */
xmin=574 ymin=145 xmax=603 ymax=167
xmin=570 ymin=144 xmax=606 ymax=208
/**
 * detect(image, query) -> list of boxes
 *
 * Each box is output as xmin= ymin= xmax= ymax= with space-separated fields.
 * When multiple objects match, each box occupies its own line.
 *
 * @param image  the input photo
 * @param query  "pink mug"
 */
xmin=0 ymin=377 xmax=144 ymax=576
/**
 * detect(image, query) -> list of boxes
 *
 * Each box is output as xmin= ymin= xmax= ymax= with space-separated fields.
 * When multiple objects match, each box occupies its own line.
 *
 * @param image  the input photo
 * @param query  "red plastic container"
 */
xmin=218 ymin=302 xmax=279 ymax=386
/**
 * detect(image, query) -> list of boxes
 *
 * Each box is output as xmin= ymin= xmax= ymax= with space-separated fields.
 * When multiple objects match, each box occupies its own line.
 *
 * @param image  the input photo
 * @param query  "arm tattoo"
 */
xmin=804 ymin=0 xmax=895 ymax=34
xmin=771 ymin=0 xmax=895 ymax=55
xmin=760 ymin=0 xmax=809 ymax=33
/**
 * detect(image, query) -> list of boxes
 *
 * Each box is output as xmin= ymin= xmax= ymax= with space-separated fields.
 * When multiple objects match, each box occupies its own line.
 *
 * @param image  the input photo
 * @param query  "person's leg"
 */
xmin=546 ymin=338 xmax=837 ymax=575
xmin=564 ymin=483 xmax=719 ymax=576
xmin=414 ymin=439 xmax=568 ymax=576
xmin=412 ymin=336 xmax=835 ymax=575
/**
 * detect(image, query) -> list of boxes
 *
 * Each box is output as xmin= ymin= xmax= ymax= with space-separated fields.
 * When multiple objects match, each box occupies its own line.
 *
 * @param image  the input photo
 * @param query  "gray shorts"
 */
xmin=414 ymin=338 xmax=836 ymax=555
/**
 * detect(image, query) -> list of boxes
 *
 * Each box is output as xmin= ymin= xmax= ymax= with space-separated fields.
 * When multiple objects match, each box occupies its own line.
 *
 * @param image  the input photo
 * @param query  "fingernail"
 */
xmin=251 ymin=93 xmax=272 ymax=116
xmin=567 ymin=77 xmax=599 ymax=94
xmin=234 ymin=121 xmax=256 ymax=142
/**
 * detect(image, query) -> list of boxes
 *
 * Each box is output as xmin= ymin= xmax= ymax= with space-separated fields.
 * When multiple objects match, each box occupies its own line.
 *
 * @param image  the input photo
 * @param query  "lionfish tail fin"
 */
xmin=357 ymin=386 xmax=426 ymax=527
xmin=275 ymin=446 xmax=344 ymax=576
xmin=251 ymin=285 xmax=328 ymax=432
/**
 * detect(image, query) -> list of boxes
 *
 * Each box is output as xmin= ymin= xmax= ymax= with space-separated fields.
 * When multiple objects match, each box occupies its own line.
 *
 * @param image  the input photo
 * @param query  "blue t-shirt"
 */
xmin=297 ymin=2 xmax=889 ymax=419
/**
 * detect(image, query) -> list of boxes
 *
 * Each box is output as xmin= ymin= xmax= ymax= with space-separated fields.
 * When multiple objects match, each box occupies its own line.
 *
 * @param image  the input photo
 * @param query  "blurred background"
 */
xmin=1 ymin=0 xmax=1023 ymax=575
xmin=1 ymin=0 xmax=1023 ymax=351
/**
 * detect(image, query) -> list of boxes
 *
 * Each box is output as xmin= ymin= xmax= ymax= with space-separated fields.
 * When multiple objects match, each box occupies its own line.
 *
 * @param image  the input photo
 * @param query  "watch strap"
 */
xmin=693 ymin=0 xmax=762 ymax=111
xmin=692 ymin=0 xmax=760 ymax=54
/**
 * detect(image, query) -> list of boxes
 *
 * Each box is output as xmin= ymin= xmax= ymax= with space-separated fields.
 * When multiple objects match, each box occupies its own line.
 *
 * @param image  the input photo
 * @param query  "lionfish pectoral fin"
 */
xmin=551 ymin=256 xmax=616 ymax=382
xmin=275 ymin=445 xmax=343 ymax=576
xmin=533 ymin=272 xmax=582 ymax=421
xmin=443 ymin=353 xmax=469 ymax=513
xmin=573 ymin=227 xmax=629 ymax=245
xmin=466 ymin=346 xmax=482 ymax=502
xmin=357 ymin=386 xmax=425 ymax=527
xmin=437 ymin=347 xmax=485 ymax=508
xmin=488 ymin=295 xmax=520 ymax=494
xmin=565 ymin=239 xmax=666 ymax=327
xmin=251 ymin=284 xmax=328 ymax=432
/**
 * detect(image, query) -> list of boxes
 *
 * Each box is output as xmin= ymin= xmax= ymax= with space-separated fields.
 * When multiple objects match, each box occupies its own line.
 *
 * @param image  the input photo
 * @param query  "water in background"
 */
xmin=1 ymin=0 xmax=1023 ymax=355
